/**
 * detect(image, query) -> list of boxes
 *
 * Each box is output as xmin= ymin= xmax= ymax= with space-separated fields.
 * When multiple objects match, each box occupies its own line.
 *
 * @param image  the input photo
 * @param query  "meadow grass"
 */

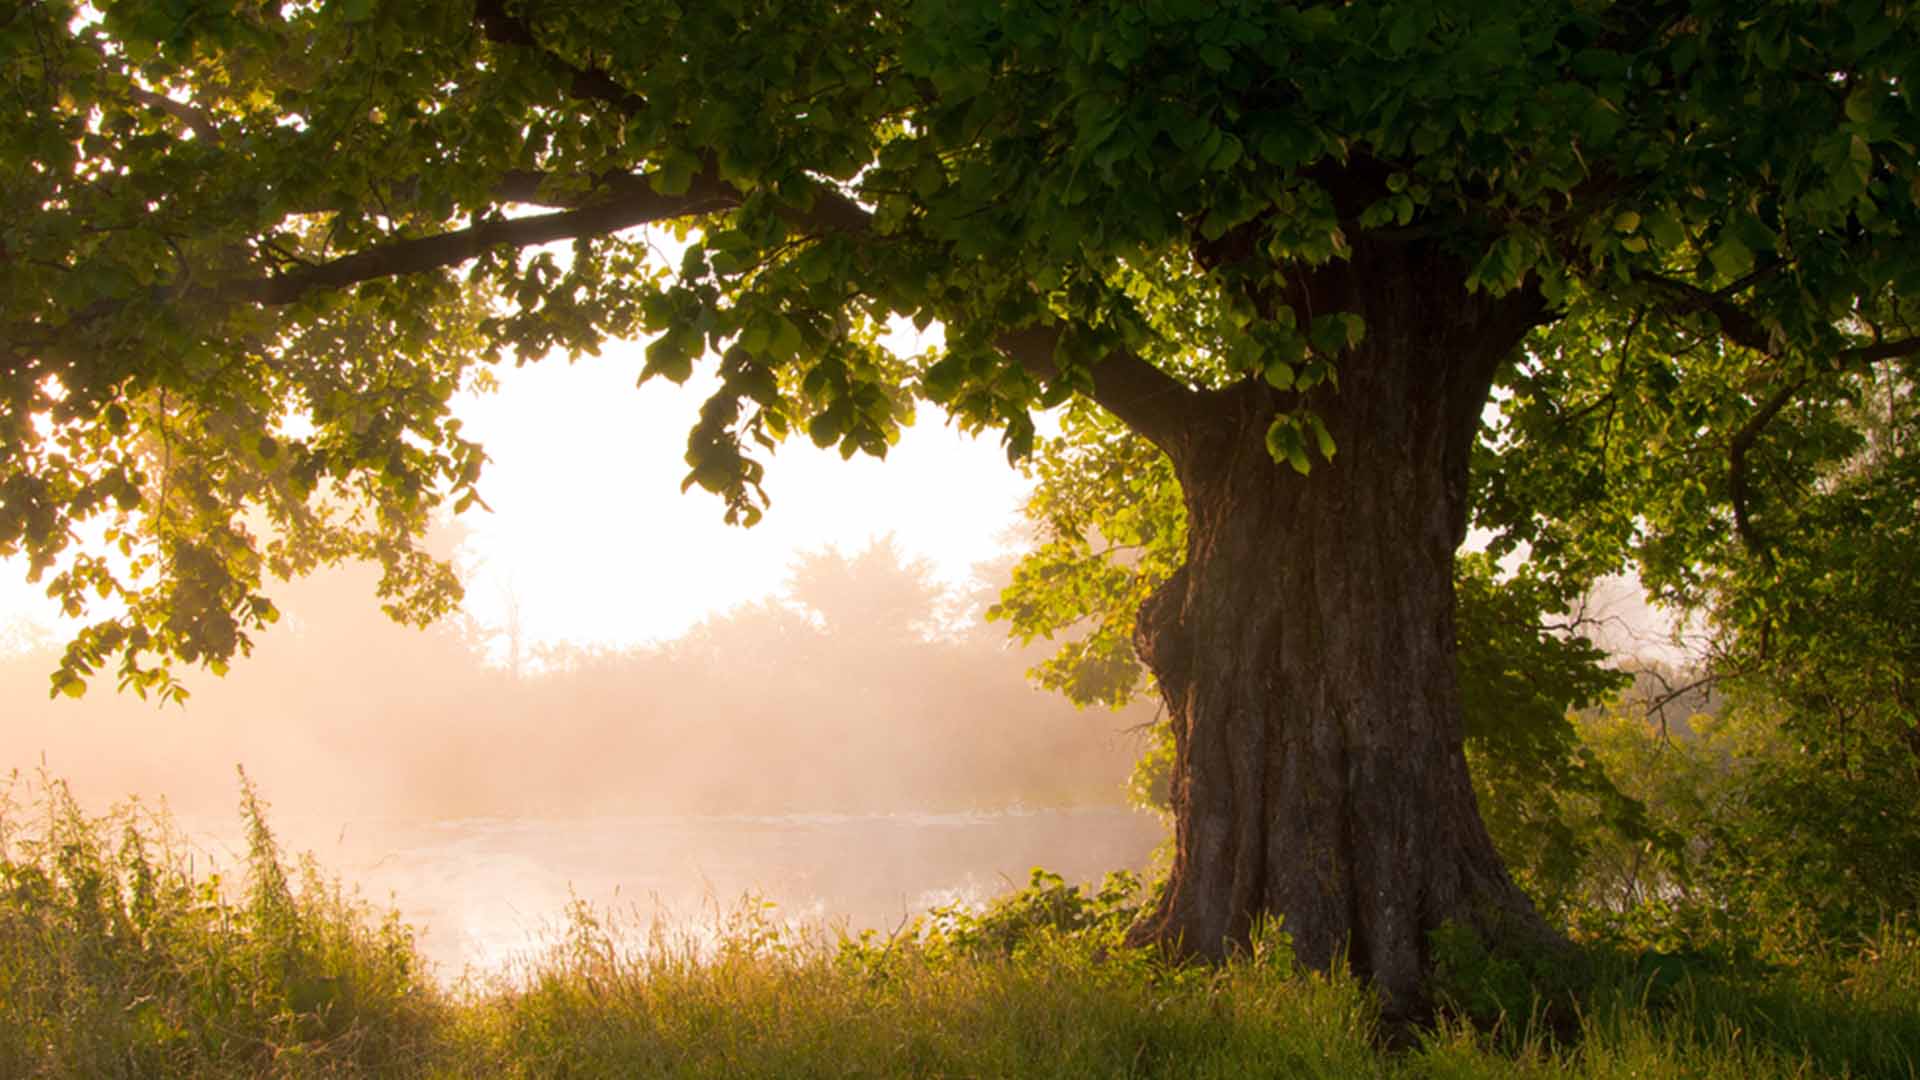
xmin=0 ymin=772 xmax=443 ymax=1077
xmin=2 ymin=775 xmax=1915 ymax=1078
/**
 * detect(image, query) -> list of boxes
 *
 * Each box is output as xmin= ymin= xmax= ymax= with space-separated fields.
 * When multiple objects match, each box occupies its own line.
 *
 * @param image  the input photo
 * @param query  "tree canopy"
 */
xmin=6 ymin=0 xmax=1915 ymax=694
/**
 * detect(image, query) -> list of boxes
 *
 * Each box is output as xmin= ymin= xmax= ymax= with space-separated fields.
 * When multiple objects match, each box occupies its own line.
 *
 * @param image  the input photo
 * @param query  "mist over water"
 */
xmin=169 ymin=808 xmax=1163 ymax=978
xmin=3 ymin=536 xmax=1165 ymax=979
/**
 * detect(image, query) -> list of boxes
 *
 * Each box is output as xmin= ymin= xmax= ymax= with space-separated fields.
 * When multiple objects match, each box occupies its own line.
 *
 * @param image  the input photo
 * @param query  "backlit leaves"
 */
xmin=7 ymin=0 xmax=1920 ymax=696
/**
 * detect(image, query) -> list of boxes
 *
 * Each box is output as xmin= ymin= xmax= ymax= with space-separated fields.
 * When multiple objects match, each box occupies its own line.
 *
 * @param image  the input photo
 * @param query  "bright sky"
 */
xmin=449 ymin=336 xmax=1034 ymax=650
xmin=0 ymin=331 xmax=1035 ymax=656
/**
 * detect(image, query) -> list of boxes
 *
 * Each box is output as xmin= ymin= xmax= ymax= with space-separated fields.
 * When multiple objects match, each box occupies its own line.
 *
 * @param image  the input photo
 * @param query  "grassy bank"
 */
xmin=3 ymin=775 xmax=1915 ymax=1078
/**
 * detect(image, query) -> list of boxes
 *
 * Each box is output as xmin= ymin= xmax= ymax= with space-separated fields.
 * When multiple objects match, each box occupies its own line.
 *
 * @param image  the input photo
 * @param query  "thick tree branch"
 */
xmin=1638 ymin=271 xmax=1920 ymax=565
xmin=125 ymin=85 xmax=221 ymax=144
xmin=12 ymin=4 xmax=1207 ymax=455
xmin=1640 ymin=270 xmax=1920 ymax=369
xmin=1840 ymin=336 xmax=1920 ymax=366
xmin=1638 ymin=272 xmax=1777 ymax=353
xmin=993 ymin=326 xmax=1198 ymax=449
xmin=1726 ymin=374 xmax=1805 ymax=569
xmin=9 ymin=169 xmax=740 ymax=358
xmin=16 ymin=155 xmax=1201 ymax=453
xmin=232 ymin=173 xmax=736 ymax=306
xmin=764 ymin=182 xmax=1200 ymax=443
xmin=473 ymin=0 xmax=648 ymax=116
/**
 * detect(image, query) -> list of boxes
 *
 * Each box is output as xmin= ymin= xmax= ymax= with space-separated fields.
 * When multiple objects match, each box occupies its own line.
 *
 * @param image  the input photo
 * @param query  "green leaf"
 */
xmin=1571 ymin=49 xmax=1629 ymax=82
xmin=1645 ymin=209 xmax=1686 ymax=250
xmin=772 ymin=317 xmax=804 ymax=361
xmin=1210 ymin=134 xmax=1243 ymax=172
xmin=1265 ymin=417 xmax=1312 ymax=475
xmin=643 ymin=330 xmax=697 ymax=383
xmin=1310 ymin=313 xmax=1366 ymax=356
xmin=1844 ymin=86 xmax=1875 ymax=125
xmin=912 ymin=157 xmax=945 ymax=199
xmin=652 ymin=154 xmax=696 ymax=197
xmin=740 ymin=316 xmax=772 ymax=355
xmin=1387 ymin=11 xmax=1422 ymax=54
xmin=1306 ymin=413 xmax=1336 ymax=462
xmin=1708 ymin=235 xmax=1754 ymax=280
xmin=808 ymin=409 xmax=843 ymax=448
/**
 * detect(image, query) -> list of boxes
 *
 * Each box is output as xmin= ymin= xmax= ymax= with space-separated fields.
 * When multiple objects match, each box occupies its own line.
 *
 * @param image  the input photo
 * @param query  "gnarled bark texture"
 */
xmin=1123 ymin=240 xmax=1555 ymax=1017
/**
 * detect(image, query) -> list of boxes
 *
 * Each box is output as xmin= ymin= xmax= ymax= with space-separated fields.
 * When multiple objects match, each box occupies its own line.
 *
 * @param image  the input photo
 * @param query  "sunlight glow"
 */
xmin=449 ymin=335 xmax=1032 ymax=655
xmin=0 ymin=330 xmax=1033 ymax=662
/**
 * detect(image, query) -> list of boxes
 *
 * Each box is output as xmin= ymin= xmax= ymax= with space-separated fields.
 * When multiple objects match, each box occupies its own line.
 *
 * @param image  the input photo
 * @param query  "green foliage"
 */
xmin=1453 ymin=555 xmax=1641 ymax=914
xmin=0 ymin=771 xmax=442 ymax=1077
xmin=917 ymin=867 xmax=1147 ymax=961
xmin=991 ymin=400 xmax=1184 ymax=710
xmin=10 ymin=0 xmax=1920 ymax=703
xmin=1707 ymin=738 xmax=1920 ymax=952
xmin=1531 ymin=673 xmax=1920 ymax=977
xmin=1582 ymin=690 xmax=1920 ymax=964
xmin=1427 ymin=919 xmax=1593 ymax=1034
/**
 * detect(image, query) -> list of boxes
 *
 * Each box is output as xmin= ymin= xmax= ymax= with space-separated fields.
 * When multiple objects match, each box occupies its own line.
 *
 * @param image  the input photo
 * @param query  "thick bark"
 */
xmin=1127 ymin=241 xmax=1554 ymax=1017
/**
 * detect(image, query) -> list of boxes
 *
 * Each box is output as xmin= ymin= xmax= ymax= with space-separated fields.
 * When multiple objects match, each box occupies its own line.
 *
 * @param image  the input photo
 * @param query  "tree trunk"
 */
xmin=1126 ymin=243 xmax=1555 ymax=1018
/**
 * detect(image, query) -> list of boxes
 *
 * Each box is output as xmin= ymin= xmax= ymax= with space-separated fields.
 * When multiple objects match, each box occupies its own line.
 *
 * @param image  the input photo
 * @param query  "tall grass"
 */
xmin=0 ymin=771 xmax=443 ymax=1077
xmin=3 ymin=775 xmax=1915 ymax=1078
xmin=445 ymin=887 xmax=1381 ymax=1078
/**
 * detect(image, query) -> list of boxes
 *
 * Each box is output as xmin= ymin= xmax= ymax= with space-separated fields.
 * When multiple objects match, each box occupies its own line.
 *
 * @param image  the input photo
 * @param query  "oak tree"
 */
xmin=6 ymin=0 xmax=1920 ymax=1010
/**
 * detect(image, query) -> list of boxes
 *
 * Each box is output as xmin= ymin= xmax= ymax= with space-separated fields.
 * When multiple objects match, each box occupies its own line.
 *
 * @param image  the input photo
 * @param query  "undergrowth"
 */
xmin=3 ymin=774 xmax=1915 ymax=1078
xmin=0 ymin=770 xmax=440 ymax=1077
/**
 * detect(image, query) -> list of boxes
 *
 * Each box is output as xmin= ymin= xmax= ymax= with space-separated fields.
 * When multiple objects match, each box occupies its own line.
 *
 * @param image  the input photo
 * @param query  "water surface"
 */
xmin=187 ymin=807 xmax=1166 ymax=979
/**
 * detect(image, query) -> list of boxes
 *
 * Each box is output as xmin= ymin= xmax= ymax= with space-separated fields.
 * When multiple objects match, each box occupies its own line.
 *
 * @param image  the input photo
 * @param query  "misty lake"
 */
xmin=178 ymin=807 xmax=1165 ymax=980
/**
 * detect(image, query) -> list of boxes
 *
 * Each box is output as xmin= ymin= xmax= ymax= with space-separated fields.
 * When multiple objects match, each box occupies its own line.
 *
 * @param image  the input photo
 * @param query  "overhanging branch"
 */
xmin=18 ymin=2 xmax=1204 ymax=456
xmin=1726 ymin=374 xmax=1805 ymax=569
xmin=10 ymin=168 xmax=741 ymax=359
xmin=460 ymin=0 xmax=1200 ymax=443
xmin=1640 ymin=270 xmax=1920 ymax=369
xmin=1638 ymin=272 xmax=1776 ymax=354
xmin=473 ymin=0 xmax=649 ymax=117
xmin=994 ymin=325 xmax=1197 ymax=449
xmin=125 ymin=85 xmax=222 ymax=145
xmin=1638 ymin=271 xmax=1920 ymax=566
xmin=232 ymin=173 xmax=737 ymax=306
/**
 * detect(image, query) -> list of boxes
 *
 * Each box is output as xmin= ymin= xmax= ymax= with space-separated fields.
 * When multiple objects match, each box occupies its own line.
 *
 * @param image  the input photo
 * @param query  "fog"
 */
xmin=1 ymin=535 xmax=1165 ymax=974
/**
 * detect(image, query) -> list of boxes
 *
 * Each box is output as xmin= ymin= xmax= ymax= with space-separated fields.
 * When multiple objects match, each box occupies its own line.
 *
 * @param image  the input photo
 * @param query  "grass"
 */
xmin=2 ymin=773 xmax=1915 ymax=1078
xmin=0 ymin=772 xmax=440 ymax=1077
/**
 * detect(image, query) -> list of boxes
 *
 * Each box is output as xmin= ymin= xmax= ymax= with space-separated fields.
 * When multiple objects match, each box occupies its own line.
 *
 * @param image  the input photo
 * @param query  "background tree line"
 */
xmin=3 ymin=535 xmax=1152 ymax=819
